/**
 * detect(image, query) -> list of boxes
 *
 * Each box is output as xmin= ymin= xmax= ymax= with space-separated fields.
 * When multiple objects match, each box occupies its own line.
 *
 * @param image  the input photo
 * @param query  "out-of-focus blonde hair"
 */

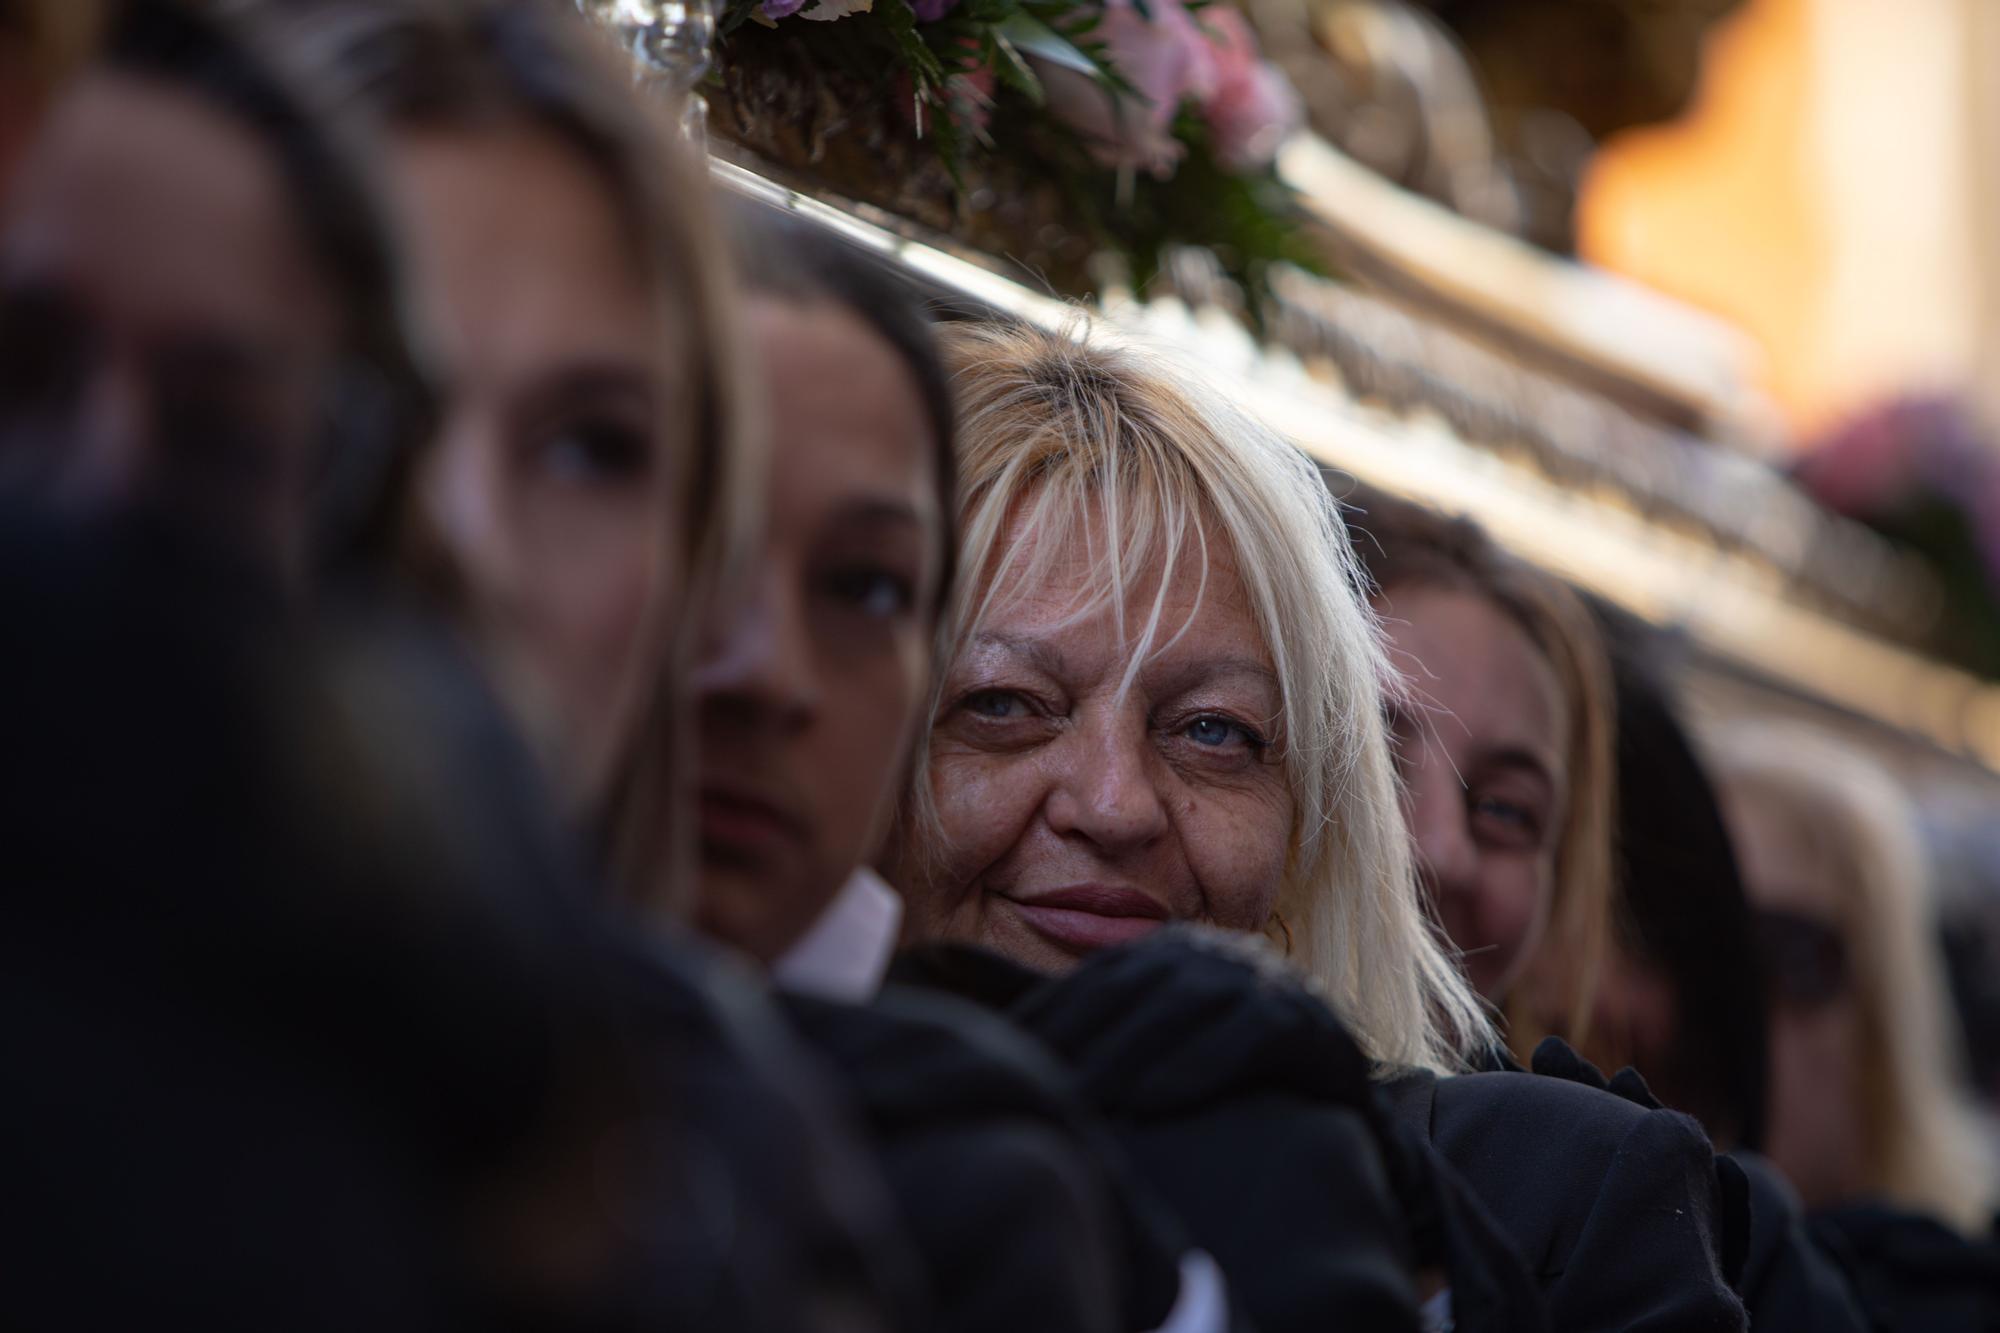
xmin=1710 ymin=726 xmax=1996 ymax=1234
xmin=1348 ymin=491 xmax=1617 ymax=1065
xmin=908 ymin=319 xmax=1492 ymax=1073
xmin=257 ymin=0 xmax=760 ymax=913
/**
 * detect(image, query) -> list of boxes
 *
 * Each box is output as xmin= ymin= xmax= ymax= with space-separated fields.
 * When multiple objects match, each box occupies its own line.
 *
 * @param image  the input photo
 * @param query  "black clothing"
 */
xmin=1810 ymin=1202 xmax=2000 ymax=1332
xmin=783 ymin=985 xmax=1188 ymax=1333
xmin=897 ymin=930 xmax=1550 ymax=1333
xmin=0 ymin=509 xmax=917 ymax=1332
xmin=1599 ymin=613 xmax=1769 ymax=1152
xmin=608 ymin=937 xmax=927 ymax=1333
xmin=1514 ymin=1037 xmax=1863 ymax=1330
xmin=1723 ymin=1153 xmax=1869 ymax=1333
xmin=1379 ymin=1056 xmax=1749 ymax=1331
xmin=1 ymin=512 xmax=609 ymax=1328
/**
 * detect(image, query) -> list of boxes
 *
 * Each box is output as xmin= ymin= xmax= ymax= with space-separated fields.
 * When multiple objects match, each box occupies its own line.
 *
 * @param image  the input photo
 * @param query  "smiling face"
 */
xmin=1379 ymin=583 xmax=1568 ymax=1000
xmin=393 ymin=126 xmax=681 ymax=807
xmin=691 ymin=298 xmax=944 ymax=965
xmin=0 ymin=70 xmax=340 ymax=572
xmin=889 ymin=508 xmax=1296 ymax=974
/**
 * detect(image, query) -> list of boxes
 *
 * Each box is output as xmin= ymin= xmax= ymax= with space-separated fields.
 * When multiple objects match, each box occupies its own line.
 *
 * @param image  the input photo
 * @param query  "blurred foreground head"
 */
xmin=0 ymin=0 xmax=425 ymax=580
xmin=258 ymin=0 xmax=754 ymax=900
xmin=0 ymin=503 xmax=641 ymax=1327
xmin=0 ymin=0 xmax=102 ymax=187
xmin=1711 ymin=725 xmax=1996 ymax=1232
xmin=884 ymin=319 xmax=1492 ymax=1072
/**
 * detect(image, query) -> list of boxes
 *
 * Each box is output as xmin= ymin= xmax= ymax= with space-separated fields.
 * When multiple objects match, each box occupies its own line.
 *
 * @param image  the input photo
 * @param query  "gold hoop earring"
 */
xmin=1269 ymin=910 xmax=1294 ymax=956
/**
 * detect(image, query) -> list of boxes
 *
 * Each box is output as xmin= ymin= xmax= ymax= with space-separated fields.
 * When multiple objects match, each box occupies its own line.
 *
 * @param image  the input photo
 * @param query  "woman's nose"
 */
xmin=692 ymin=570 xmax=819 ymax=734
xmin=1043 ymin=721 xmax=1170 ymax=852
xmin=1407 ymin=751 xmax=1477 ymax=900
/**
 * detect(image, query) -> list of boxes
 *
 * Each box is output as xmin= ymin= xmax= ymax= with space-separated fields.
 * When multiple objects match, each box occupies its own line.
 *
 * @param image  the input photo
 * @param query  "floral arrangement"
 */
xmin=1795 ymin=396 xmax=2000 ymax=675
xmin=712 ymin=0 xmax=1320 ymax=302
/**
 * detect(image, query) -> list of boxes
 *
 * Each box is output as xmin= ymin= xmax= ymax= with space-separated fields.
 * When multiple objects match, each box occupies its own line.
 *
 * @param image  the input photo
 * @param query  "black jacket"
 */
xmin=896 ymin=930 xmax=1550 ymax=1333
xmin=0 ymin=509 xmax=919 ymax=1333
xmin=1726 ymin=1153 xmax=1868 ymax=1333
xmin=1810 ymin=1201 xmax=2000 ymax=1332
xmin=1380 ymin=1040 xmax=1750 ymax=1331
xmin=608 ymin=937 xmax=929 ymax=1332
xmin=782 ymin=985 xmax=1187 ymax=1333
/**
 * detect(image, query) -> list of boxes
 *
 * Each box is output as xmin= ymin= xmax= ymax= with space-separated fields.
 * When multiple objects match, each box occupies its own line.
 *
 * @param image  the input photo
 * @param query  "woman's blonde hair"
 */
xmin=256 ymin=0 xmax=760 ymax=911
xmin=909 ymin=319 xmax=1492 ymax=1072
xmin=1348 ymin=492 xmax=1617 ymax=1063
xmin=1710 ymin=726 xmax=1996 ymax=1233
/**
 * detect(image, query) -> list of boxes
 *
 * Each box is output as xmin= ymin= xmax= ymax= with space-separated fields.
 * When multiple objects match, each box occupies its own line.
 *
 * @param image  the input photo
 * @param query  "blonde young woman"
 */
xmin=261 ymin=0 xmax=763 ymax=908
xmin=1710 ymin=726 xmax=1996 ymax=1235
xmin=1348 ymin=493 xmax=1617 ymax=1067
xmin=254 ymin=5 xmax=944 ymax=1328
xmin=886 ymin=318 xmax=1751 ymax=1331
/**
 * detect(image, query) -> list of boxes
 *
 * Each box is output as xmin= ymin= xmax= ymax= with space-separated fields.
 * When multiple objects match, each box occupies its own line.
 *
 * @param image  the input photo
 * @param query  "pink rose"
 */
xmin=1193 ymin=7 xmax=1300 ymax=169
xmin=1039 ymin=0 xmax=1217 ymax=178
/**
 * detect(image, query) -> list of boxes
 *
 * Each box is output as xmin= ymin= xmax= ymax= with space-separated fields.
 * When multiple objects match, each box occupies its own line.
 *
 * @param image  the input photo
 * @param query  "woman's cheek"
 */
xmin=1186 ymin=787 xmax=1295 ymax=930
xmin=539 ymin=537 xmax=658 ymax=792
xmin=928 ymin=751 xmax=1027 ymax=875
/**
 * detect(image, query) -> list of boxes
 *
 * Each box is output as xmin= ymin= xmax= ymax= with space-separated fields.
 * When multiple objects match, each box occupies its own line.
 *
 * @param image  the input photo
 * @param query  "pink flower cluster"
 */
xmin=1037 ymin=0 xmax=1301 ymax=178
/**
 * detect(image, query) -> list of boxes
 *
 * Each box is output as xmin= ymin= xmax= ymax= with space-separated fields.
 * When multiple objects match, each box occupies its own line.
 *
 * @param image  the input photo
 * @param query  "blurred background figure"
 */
xmin=1709 ymin=725 xmax=1995 ymax=1230
xmin=1590 ymin=627 xmax=1769 ymax=1156
xmin=1708 ymin=725 xmax=2000 ymax=1328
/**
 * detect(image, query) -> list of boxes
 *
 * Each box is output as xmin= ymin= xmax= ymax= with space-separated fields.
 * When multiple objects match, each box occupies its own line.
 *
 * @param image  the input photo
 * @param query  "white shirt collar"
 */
xmin=772 ymin=868 xmax=903 ymax=1002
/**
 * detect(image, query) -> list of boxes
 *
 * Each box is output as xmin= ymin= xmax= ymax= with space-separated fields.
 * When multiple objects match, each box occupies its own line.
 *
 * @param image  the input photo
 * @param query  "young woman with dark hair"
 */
xmin=691 ymin=206 xmax=957 ymax=970
xmin=686 ymin=208 xmax=1216 ymax=1333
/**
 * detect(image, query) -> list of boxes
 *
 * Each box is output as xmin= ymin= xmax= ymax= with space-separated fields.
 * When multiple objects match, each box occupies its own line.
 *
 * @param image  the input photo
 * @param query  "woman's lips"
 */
xmin=698 ymin=786 xmax=807 ymax=861
xmin=1003 ymin=885 xmax=1171 ymax=954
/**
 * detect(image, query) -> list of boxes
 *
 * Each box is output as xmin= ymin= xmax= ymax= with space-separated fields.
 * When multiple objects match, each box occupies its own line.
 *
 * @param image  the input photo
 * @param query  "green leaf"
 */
xmin=984 ymin=29 xmax=1045 ymax=104
xmin=875 ymin=0 xmax=946 ymax=87
xmin=994 ymin=11 xmax=1096 ymax=74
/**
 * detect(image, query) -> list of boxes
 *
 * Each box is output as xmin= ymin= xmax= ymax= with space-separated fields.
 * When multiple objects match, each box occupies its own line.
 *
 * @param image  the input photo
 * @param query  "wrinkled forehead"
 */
xmin=964 ymin=479 xmax=1270 ymax=688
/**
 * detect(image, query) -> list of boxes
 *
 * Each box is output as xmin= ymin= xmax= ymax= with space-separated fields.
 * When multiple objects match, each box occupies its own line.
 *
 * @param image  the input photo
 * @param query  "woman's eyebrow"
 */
xmin=829 ymin=497 xmax=926 ymax=533
xmin=1148 ymin=656 xmax=1280 ymax=693
xmin=967 ymin=630 xmax=1068 ymax=679
xmin=1480 ymin=744 xmax=1561 ymax=793
xmin=516 ymin=362 xmax=656 ymax=418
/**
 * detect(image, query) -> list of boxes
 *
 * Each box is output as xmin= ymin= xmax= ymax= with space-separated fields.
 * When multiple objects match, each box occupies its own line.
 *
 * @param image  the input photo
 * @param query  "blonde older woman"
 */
xmin=887 ymin=318 xmax=1750 ymax=1331
xmin=890 ymin=319 xmax=1483 ymax=1071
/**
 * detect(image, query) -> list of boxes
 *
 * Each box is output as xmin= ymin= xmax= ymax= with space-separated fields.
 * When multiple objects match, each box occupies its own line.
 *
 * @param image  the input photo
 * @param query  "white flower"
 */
xmin=798 ymin=0 xmax=873 ymax=21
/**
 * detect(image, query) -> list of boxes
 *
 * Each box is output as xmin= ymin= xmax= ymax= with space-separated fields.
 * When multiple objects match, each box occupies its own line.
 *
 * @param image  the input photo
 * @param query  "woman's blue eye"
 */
xmin=1470 ymin=796 xmax=1542 ymax=846
xmin=1472 ymin=797 xmax=1529 ymax=826
xmin=1183 ymin=715 xmax=1261 ymax=749
xmin=964 ymin=689 xmax=1025 ymax=719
